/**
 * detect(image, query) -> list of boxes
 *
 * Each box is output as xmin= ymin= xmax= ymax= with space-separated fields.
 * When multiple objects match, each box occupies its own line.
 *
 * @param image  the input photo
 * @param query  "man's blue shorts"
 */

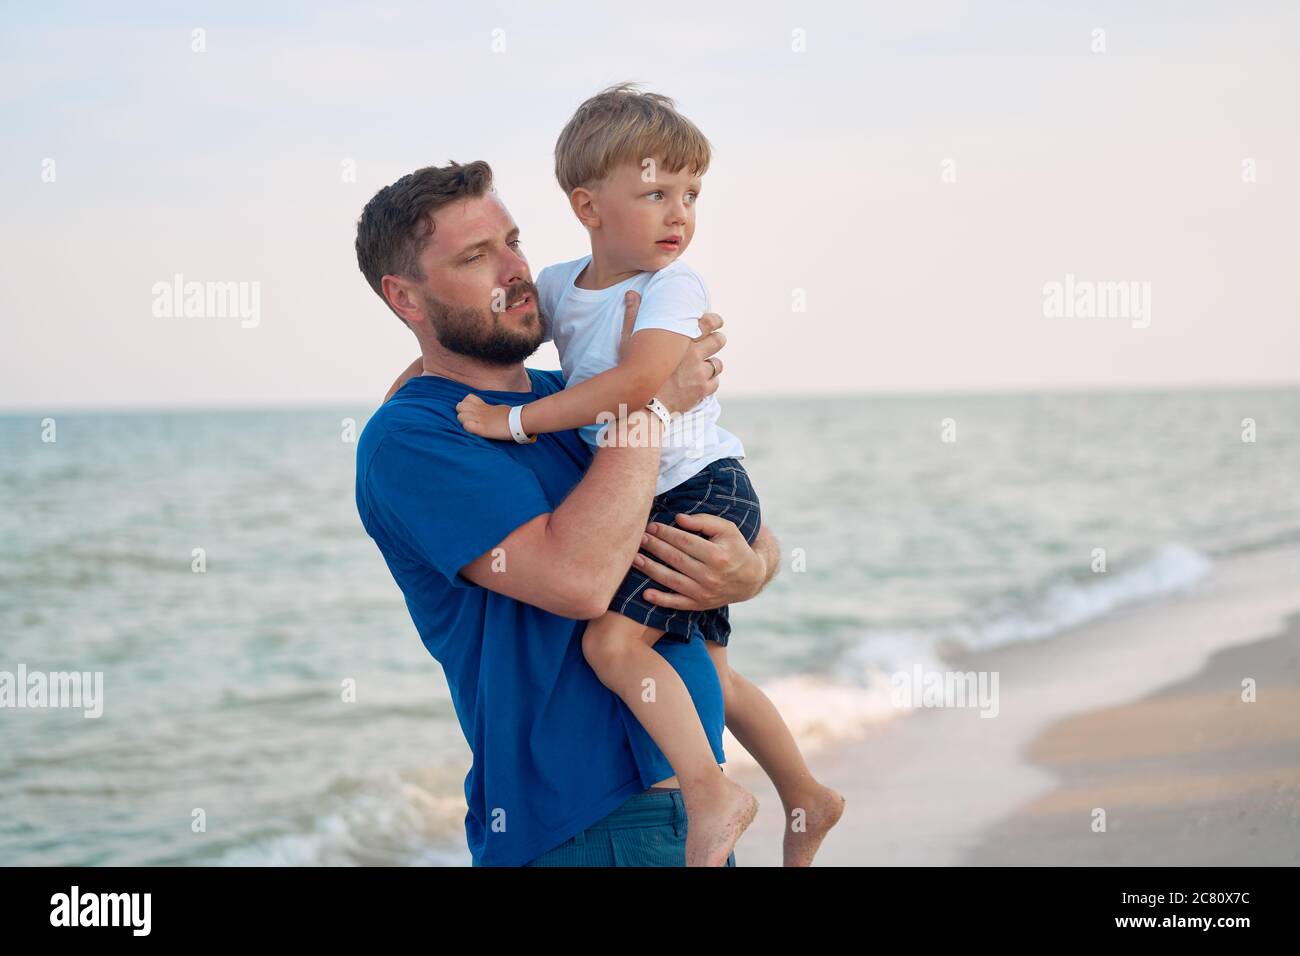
xmin=522 ymin=788 xmax=738 ymax=867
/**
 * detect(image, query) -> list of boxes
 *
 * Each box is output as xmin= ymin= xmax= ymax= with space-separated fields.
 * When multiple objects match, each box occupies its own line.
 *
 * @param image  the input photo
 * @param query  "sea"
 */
xmin=2 ymin=387 xmax=1297 ymax=865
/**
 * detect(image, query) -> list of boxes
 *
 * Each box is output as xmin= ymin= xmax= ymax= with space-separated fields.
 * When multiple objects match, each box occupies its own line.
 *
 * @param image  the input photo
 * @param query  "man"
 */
xmin=353 ymin=160 xmax=779 ymax=866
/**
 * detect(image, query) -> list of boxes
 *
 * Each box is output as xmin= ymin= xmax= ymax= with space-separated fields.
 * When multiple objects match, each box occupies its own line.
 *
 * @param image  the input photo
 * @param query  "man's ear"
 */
xmin=569 ymin=186 xmax=600 ymax=230
xmin=381 ymin=274 xmax=424 ymax=326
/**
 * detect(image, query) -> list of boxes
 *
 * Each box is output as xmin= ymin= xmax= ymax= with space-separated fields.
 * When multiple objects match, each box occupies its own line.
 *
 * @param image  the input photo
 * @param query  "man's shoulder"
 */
xmin=357 ymin=380 xmax=460 ymax=468
xmin=358 ymin=371 xmax=564 ymax=464
xmin=526 ymin=367 xmax=566 ymax=395
xmin=364 ymin=379 xmax=455 ymax=428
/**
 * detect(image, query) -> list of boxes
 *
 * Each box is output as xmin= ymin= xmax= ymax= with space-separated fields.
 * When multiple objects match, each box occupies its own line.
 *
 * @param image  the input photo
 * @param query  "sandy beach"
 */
xmin=726 ymin=545 xmax=1300 ymax=866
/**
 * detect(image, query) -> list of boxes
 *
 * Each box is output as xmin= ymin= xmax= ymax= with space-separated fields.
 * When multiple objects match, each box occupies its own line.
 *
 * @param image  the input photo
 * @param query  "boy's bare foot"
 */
xmin=783 ymin=784 xmax=846 ymax=866
xmin=683 ymin=776 xmax=759 ymax=867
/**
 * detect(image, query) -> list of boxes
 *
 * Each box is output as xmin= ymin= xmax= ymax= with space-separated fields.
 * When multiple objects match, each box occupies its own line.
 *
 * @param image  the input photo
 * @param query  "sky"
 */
xmin=2 ymin=0 xmax=1298 ymax=409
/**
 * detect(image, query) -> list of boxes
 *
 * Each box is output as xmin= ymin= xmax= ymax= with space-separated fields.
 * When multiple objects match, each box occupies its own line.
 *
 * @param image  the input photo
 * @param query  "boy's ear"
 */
xmin=569 ymin=186 xmax=600 ymax=230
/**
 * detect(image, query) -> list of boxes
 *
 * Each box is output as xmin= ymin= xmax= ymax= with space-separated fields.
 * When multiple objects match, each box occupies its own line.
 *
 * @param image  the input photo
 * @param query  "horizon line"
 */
xmin=3 ymin=378 xmax=1299 ymax=416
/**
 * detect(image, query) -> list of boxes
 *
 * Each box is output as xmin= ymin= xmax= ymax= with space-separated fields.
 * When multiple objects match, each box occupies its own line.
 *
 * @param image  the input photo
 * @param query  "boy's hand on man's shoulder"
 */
xmin=456 ymin=393 xmax=515 ymax=442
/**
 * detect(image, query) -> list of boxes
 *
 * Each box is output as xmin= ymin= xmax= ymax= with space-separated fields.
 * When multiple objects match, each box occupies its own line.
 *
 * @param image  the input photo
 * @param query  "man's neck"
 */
xmin=419 ymin=351 xmax=532 ymax=393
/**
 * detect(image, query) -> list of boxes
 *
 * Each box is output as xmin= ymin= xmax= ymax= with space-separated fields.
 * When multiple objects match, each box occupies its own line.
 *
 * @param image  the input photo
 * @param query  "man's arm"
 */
xmin=457 ymin=410 xmax=664 ymax=618
xmin=633 ymin=518 xmax=780 ymax=612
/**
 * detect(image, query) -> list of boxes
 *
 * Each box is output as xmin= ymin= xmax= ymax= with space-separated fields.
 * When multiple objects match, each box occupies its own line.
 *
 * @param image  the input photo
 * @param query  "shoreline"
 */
xmin=960 ymin=612 xmax=1300 ymax=865
xmin=725 ymin=544 xmax=1300 ymax=866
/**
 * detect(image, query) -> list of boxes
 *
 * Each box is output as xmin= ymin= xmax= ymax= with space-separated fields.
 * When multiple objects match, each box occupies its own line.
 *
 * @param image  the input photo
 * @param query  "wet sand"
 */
xmin=724 ymin=546 xmax=1300 ymax=866
xmin=961 ymin=614 xmax=1300 ymax=865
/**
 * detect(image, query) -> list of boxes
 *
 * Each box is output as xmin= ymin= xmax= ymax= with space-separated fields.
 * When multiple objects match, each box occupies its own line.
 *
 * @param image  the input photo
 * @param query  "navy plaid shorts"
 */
xmin=608 ymin=457 xmax=761 ymax=647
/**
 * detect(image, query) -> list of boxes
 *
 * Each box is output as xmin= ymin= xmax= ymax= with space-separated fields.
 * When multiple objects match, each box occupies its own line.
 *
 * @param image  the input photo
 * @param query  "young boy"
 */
xmin=456 ymin=85 xmax=844 ymax=866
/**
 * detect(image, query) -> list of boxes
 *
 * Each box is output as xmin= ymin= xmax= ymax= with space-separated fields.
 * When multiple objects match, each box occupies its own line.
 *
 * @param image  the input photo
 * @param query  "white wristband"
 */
xmin=507 ymin=405 xmax=536 ymax=444
xmin=644 ymin=397 xmax=672 ymax=431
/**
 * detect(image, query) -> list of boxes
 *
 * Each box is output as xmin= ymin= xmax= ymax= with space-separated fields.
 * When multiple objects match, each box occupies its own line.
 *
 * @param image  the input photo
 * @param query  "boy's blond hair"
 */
xmin=554 ymin=83 xmax=712 ymax=194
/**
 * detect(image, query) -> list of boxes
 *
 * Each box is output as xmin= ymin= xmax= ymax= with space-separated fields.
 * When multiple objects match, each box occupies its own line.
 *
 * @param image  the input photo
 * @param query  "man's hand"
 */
xmin=656 ymin=313 xmax=726 ymax=415
xmin=634 ymin=515 xmax=779 ymax=611
xmin=456 ymin=393 xmax=514 ymax=441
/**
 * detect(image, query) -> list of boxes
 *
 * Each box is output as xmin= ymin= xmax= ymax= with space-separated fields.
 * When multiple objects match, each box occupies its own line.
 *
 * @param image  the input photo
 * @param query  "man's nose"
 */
xmin=499 ymin=247 xmax=528 ymax=286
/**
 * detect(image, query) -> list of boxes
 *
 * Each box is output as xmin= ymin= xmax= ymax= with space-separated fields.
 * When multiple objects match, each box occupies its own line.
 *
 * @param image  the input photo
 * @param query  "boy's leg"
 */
xmin=582 ymin=611 xmax=758 ymax=867
xmin=583 ymin=612 xmax=722 ymax=794
xmin=704 ymin=640 xmax=846 ymax=866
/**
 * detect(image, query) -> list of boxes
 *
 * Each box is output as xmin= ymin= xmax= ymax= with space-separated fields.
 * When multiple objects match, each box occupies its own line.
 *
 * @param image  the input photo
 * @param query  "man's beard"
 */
xmin=419 ymin=281 xmax=544 ymax=366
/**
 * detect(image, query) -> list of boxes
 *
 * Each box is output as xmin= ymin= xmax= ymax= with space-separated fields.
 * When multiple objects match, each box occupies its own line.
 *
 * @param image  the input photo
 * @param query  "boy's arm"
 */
xmin=527 ymin=328 xmax=688 ymax=434
xmin=457 ymin=327 xmax=689 ymax=441
xmin=384 ymin=357 xmax=424 ymax=403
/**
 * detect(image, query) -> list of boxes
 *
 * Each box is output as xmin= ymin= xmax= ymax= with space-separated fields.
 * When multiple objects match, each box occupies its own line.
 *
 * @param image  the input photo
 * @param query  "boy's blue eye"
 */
xmin=647 ymin=191 xmax=663 ymax=200
xmin=465 ymin=255 xmax=482 ymax=264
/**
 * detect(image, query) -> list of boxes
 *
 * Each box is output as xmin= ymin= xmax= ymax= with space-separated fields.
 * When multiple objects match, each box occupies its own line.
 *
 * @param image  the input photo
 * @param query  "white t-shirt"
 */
xmin=535 ymin=254 xmax=745 ymax=495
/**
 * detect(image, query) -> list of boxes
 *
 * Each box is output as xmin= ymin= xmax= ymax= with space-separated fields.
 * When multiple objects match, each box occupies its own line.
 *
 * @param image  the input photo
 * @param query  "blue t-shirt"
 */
xmin=355 ymin=368 xmax=727 ymax=866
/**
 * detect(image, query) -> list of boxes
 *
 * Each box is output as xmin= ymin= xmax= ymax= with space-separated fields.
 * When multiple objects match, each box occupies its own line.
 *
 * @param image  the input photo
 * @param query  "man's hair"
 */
xmin=553 ymin=83 xmax=711 ymax=195
xmin=355 ymin=160 xmax=494 ymax=322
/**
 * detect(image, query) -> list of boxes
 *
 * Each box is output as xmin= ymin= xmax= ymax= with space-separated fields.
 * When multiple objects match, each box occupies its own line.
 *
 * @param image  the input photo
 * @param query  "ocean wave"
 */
xmin=1209 ymin=527 xmax=1300 ymax=560
xmin=724 ymin=545 xmax=1216 ymax=766
xmin=212 ymin=767 xmax=470 ymax=867
xmin=721 ymin=633 xmax=950 ymax=768
xmin=959 ymin=543 xmax=1213 ymax=652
